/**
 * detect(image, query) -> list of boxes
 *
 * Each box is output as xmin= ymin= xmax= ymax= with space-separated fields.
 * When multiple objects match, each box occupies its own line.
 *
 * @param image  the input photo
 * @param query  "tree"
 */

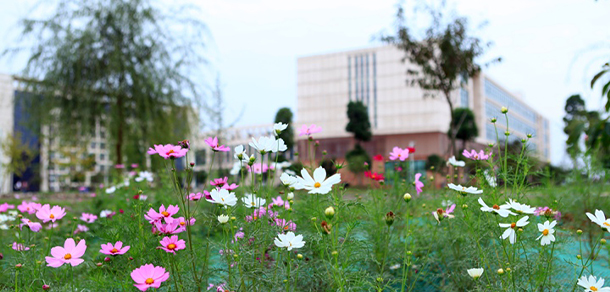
xmin=591 ymin=62 xmax=610 ymax=110
xmin=425 ymin=154 xmax=445 ymax=174
xmin=0 ymin=133 xmax=37 ymax=191
xmin=382 ymin=3 xmax=498 ymax=156
xmin=448 ymin=107 xmax=478 ymax=149
xmin=274 ymin=108 xmax=295 ymax=150
xmin=6 ymin=0 xmax=207 ymax=166
xmin=346 ymin=101 xmax=372 ymax=143
xmin=563 ymin=94 xmax=588 ymax=157
xmin=345 ymin=144 xmax=371 ymax=178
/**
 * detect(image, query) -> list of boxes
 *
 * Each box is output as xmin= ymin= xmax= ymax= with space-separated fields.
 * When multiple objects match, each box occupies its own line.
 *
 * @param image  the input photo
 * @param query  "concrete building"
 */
xmin=296 ymin=45 xmax=550 ymax=176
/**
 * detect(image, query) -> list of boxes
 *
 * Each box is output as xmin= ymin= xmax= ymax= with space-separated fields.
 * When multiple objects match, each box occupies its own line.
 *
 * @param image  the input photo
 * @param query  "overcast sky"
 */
xmin=1 ymin=0 xmax=609 ymax=166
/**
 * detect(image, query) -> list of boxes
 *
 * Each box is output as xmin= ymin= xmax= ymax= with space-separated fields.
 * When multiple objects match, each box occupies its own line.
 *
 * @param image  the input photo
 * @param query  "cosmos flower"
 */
xmin=0 ymin=203 xmax=15 ymax=212
xmin=242 ymin=194 xmax=266 ymax=208
xmin=131 ymin=264 xmax=170 ymax=291
xmin=274 ymin=232 xmax=305 ymax=251
xmin=100 ymin=210 xmax=115 ymax=218
xmin=537 ymin=220 xmax=557 ymax=246
xmin=100 ymin=241 xmax=130 ymax=255
xmin=204 ymin=137 xmax=230 ymax=152
xmin=273 ymin=122 xmax=288 ymax=136
xmin=12 ymin=242 xmax=30 ymax=251
xmin=135 ymin=171 xmax=154 ymax=182
xmin=506 ymin=199 xmax=536 ymax=214
xmin=577 ymin=275 xmax=610 ymax=292
xmin=80 ymin=213 xmax=98 ymax=223
xmin=17 ymin=201 xmax=40 ymax=214
xmin=158 ymin=235 xmax=186 ymax=254
xmin=586 ymin=210 xmax=610 ymax=230
xmin=467 ymin=268 xmax=484 ymax=279
xmin=447 ymin=183 xmax=483 ymax=195
xmin=20 ymin=218 xmax=42 ymax=232
xmin=389 ymin=147 xmax=409 ymax=161
xmin=414 ymin=173 xmax=424 ymax=195
xmin=217 ymin=215 xmax=229 ymax=223
xmin=478 ymin=198 xmax=515 ymax=217
xmin=432 ymin=204 xmax=455 ymax=223
xmin=462 ymin=149 xmax=491 ymax=160
xmin=45 ymin=238 xmax=87 ymax=268
xmin=447 ymin=156 xmax=465 ymax=167
xmin=296 ymin=167 xmax=341 ymax=195
xmin=499 ymin=216 xmax=530 ymax=244
xmin=280 ymin=173 xmax=302 ymax=189
xmin=206 ymin=188 xmax=238 ymax=207
xmin=144 ymin=205 xmax=179 ymax=224
xmin=36 ymin=204 xmax=66 ymax=223
xmin=148 ymin=144 xmax=188 ymax=159
xmin=298 ymin=124 xmax=322 ymax=136
xmin=73 ymin=225 xmax=89 ymax=234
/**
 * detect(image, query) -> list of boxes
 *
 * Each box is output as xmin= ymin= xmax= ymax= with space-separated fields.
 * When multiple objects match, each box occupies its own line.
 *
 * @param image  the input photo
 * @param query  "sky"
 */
xmin=1 ymin=0 xmax=609 ymax=166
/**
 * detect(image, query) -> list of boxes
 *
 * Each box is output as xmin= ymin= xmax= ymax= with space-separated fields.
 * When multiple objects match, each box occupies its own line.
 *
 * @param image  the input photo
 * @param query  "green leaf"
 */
xmin=591 ymin=69 xmax=608 ymax=88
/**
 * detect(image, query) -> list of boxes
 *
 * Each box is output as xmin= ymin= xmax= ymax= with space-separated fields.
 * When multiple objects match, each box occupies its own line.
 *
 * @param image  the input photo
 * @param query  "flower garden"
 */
xmin=1 ymin=115 xmax=610 ymax=292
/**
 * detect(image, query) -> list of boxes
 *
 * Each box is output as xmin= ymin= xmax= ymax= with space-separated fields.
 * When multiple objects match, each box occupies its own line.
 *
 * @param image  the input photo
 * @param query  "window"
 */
xmin=195 ymin=150 xmax=206 ymax=165
xmin=100 ymin=154 xmax=105 ymax=160
xmin=348 ymin=56 xmax=352 ymax=101
xmin=91 ymin=142 xmax=96 ymax=149
xmin=484 ymin=79 xmax=537 ymax=123
xmin=460 ymin=88 xmax=469 ymax=107
xmin=100 ymin=143 xmax=106 ymax=149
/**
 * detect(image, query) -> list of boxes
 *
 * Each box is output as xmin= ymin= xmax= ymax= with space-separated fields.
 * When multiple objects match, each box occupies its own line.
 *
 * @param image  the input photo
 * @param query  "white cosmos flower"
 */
xmin=297 ymin=167 xmax=341 ymax=195
xmin=280 ymin=173 xmax=302 ymax=189
xmin=478 ymin=198 xmax=515 ymax=217
xmin=287 ymin=192 xmax=294 ymax=200
xmin=105 ymin=186 xmax=117 ymax=194
xmin=249 ymin=136 xmax=275 ymax=154
xmin=274 ymin=231 xmax=305 ymax=251
xmin=536 ymin=220 xmax=557 ymax=246
xmin=206 ymin=188 xmax=238 ymax=207
xmin=577 ymin=275 xmax=610 ymax=292
xmin=100 ymin=210 xmax=114 ymax=218
xmin=274 ymin=161 xmax=292 ymax=169
xmin=499 ymin=216 xmax=530 ymax=244
xmin=447 ymin=156 xmax=465 ymax=167
xmin=230 ymin=162 xmax=241 ymax=176
xmin=467 ymin=268 xmax=484 ymax=279
xmin=483 ymin=170 xmax=497 ymax=187
xmin=273 ymin=122 xmax=288 ymax=136
xmin=242 ymin=194 xmax=266 ymax=208
xmin=217 ymin=214 xmax=229 ymax=224
xmin=586 ymin=210 xmax=610 ymax=230
xmin=272 ymin=138 xmax=288 ymax=153
xmin=506 ymin=199 xmax=536 ymax=214
xmin=447 ymin=183 xmax=483 ymax=195
xmin=234 ymin=145 xmax=247 ymax=161
xmin=135 ymin=171 xmax=154 ymax=182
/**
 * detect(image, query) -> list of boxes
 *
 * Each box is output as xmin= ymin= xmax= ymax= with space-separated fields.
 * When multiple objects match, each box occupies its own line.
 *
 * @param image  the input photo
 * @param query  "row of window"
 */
xmin=484 ymin=79 xmax=537 ymax=123
xmin=348 ymin=53 xmax=378 ymax=128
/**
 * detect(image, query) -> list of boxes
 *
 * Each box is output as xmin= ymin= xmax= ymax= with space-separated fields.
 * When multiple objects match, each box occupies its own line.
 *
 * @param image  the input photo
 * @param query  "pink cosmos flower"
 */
xmin=210 ymin=177 xmax=228 ymax=187
xmin=298 ymin=124 xmax=322 ymax=136
xmin=204 ymin=137 xmax=230 ymax=152
xmin=233 ymin=228 xmax=245 ymax=242
xmin=12 ymin=242 xmax=30 ymax=251
xmin=414 ymin=173 xmax=424 ymax=195
xmin=148 ymin=144 xmax=188 ymax=159
xmin=275 ymin=218 xmax=297 ymax=231
xmin=131 ymin=264 xmax=170 ymax=291
xmin=36 ymin=204 xmax=66 ymax=223
xmin=270 ymin=196 xmax=290 ymax=210
xmin=74 ymin=224 xmax=89 ymax=234
xmin=462 ymin=149 xmax=491 ymax=160
xmin=246 ymin=207 xmax=270 ymax=222
xmin=0 ymin=203 xmax=15 ymax=212
xmin=389 ymin=147 xmax=409 ymax=161
xmin=17 ymin=201 xmax=40 ymax=214
xmin=176 ymin=217 xmax=196 ymax=232
xmin=80 ymin=213 xmax=98 ymax=223
xmin=221 ymin=183 xmax=239 ymax=191
xmin=158 ymin=235 xmax=186 ymax=254
xmin=144 ymin=205 xmax=179 ymax=224
xmin=20 ymin=218 xmax=42 ymax=232
xmin=115 ymin=164 xmax=125 ymax=169
xmin=152 ymin=220 xmax=183 ymax=235
xmin=247 ymin=163 xmax=271 ymax=174
xmin=100 ymin=241 xmax=130 ymax=256
xmin=188 ymin=192 xmax=203 ymax=201
xmin=45 ymin=238 xmax=87 ymax=268
xmin=131 ymin=164 xmax=139 ymax=168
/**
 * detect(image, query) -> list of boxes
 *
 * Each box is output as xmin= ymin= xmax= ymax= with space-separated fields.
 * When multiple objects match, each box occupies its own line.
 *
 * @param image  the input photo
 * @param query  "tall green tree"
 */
xmin=345 ymin=101 xmax=372 ymax=143
xmin=274 ymin=107 xmax=295 ymax=150
xmin=382 ymin=3 xmax=498 ymax=156
xmin=448 ymin=107 xmax=478 ymax=149
xmin=6 ymin=0 xmax=207 ymax=166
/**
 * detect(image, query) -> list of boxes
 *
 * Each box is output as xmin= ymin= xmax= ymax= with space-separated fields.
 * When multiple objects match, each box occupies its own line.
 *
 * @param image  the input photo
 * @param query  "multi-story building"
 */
xmin=296 ymin=45 xmax=550 ymax=176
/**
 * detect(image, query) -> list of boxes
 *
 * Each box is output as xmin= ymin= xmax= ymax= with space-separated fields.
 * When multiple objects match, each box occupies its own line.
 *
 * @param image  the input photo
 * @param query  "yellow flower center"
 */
xmin=145 ymin=278 xmax=154 ymax=285
xmin=167 ymin=149 xmax=175 ymax=154
xmin=49 ymin=214 xmax=55 ymax=219
xmin=167 ymin=243 xmax=176 ymax=250
xmin=510 ymin=223 xmax=516 ymax=229
xmin=251 ymin=202 xmax=256 ymax=206
xmin=111 ymin=248 xmax=118 ymax=253
xmin=542 ymin=229 xmax=549 ymax=236
xmin=397 ymin=154 xmax=401 ymax=157
xmin=461 ymin=187 xmax=466 ymax=191
xmin=591 ymin=287 xmax=598 ymax=291
xmin=604 ymin=222 xmax=610 ymax=227
xmin=221 ymin=198 xmax=225 ymax=202
xmin=64 ymin=253 xmax=72 ymax=260
xmin=474 ymin=155 xmax=478 ymax=159
xmin=314 ymin=182 xmax=321 ymax=188
xmin=180 ymin=221 xmax=185 ymax=226
xmin=161 ymin=211 xmax=169 ymax=217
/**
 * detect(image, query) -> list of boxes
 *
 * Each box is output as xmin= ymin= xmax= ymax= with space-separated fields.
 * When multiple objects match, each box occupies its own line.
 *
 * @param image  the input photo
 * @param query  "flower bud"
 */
xmin=577 ymin=254 xmax=582 ymax=259
xmin=504 ymin=131 xmax=510 ymax=137
xmin=233 ymin=254 xmax=239 ymax=259
xmin=491 ymin=118 xmax=497 ymax=123
xmin=462 ymin=204 xmax=468 ymax=209
xmin=311 ymin=217 xmax=317 ymax=222
xmin=376 ymin=277 xmax=383 ymax=283
xmin=385 ymin=211 xmax=395 ymax=226
xmin=518 ymin=228 xmax=524 ymax=233
xmin=331 ymin=251 xmax=338 ymax=257
xmin=497 ymin=268 xmax=504 ymax=275
xmin=521 ymin=139 xmax=526 ymax=143
xmin=577 ymin=229 xmax=583 ymax=235
xmin=488 ymin=143 xmax=494 ymax=148
xmin=42 ymin=284 xmax=51 ymax=290
xmin=0 ymin=253 xmax=3 ymax=260
xmin=287 ymin=192 xmax=294 ymax=200
xmin=104 ymin=257 xmax=111 ymax=262
xmin=501 ymin=106 xmax=508 ymax=113
xmin=321 ymin=221 xmax=332 ymax=234
xmin=129 ymin=257 xmax=134 ymax=261
xmin=15 ymin=263 xmax=22 ymax=269
xmin=190 ymin=162 xmax=195 ymax=167
xmin=422 ymin=204 xmax=426 ymax=208
xmin=322 ymin=150 xmax=327 ymax=156
xmin=601 ymin=239 xmax=607 ymax=244
xmin=325 ymin=206 xmax=335 ymax=219
xmin=527 ymin=133 xmax=532 ymax=139
xmin=297 ymin=254 xmax=303 ymax=260
xmin=403 ymin=193 xmax=412 ymax=202
xmin=406 ymin=251 xmax=412 ymax=256
xmin=231 ymin=216 xmax=236 ymax=221
xmin=96 ymin=263 xmax=103 ymax=267
xmin=506 ymin=267 xmax=511 ymax=272
xmin=36 ymin=261 xmax=42 ymax=265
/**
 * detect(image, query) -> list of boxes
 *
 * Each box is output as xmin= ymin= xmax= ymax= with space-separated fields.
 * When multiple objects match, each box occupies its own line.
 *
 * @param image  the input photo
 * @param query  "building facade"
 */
xmin=296 ymin=45 xmax=550 ymax=176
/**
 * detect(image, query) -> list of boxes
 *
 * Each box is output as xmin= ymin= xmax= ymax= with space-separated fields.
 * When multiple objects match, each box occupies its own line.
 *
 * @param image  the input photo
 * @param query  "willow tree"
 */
xmin=382 ymin=3 xmax=498 ymax=156
xmin=7 ymin=0 xmax=207 ymax=166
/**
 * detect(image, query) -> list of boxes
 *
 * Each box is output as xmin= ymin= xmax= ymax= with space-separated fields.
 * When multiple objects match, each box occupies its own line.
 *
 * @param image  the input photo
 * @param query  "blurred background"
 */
xmin=0 ymin=0 xmax=608 ymax=192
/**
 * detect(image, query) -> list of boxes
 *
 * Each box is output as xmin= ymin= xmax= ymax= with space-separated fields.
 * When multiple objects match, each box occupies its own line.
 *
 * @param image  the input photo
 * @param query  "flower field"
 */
xmin=1 ymin=120 xmax=610 ymax=292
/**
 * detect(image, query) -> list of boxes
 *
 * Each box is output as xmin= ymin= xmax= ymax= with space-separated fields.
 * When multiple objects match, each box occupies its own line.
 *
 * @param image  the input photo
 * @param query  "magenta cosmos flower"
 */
xmin=210 ymin=177 xmax=228 ymax=187
xmin=80 ymin=213 xmax=98 ymax=223
xmin=158 ymin=235 xmax=186 ymax=254
xmin=45 ymin=238 xmax=87 ymax=267
xmin=204 ymin=137 xmax=230 ymax=152
xmin=298 ymin=124 xmax=322 ymax=136
xmin=100 ymin=241 xmax=130 ymax=256
xmin=131 ymin=264 xmax=170 ymax=291
xmin=36 ymin=204 xmax=66 ymax=223
xmin=20 ymin=218 xmax=42 ymax=232
xmin=176 ymin=217 xmax=196 ymax=232
xmin=147 ymin=144 xmax=188 ymax=159
xmin=12 ymin=242 xmax=30 ymax=251
xmin=17 ymin=201 xmax=40 ymax=214
xmin=389 ymin=147 xmax=409 ymax=161
xmin=152 ymin=220 xmax=183 ymax=235
xmin=462 ymin=149 xmax=491 ymax=160
xmin=0 ymin=203 xmax=15 ymax=212
xmin=414 ymin=173 xmax=424 ymax=195
xmin=144 ymin=205 xmax=179 ymax=224
xmin=188 ymin=192 xmax=204 ymax=201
